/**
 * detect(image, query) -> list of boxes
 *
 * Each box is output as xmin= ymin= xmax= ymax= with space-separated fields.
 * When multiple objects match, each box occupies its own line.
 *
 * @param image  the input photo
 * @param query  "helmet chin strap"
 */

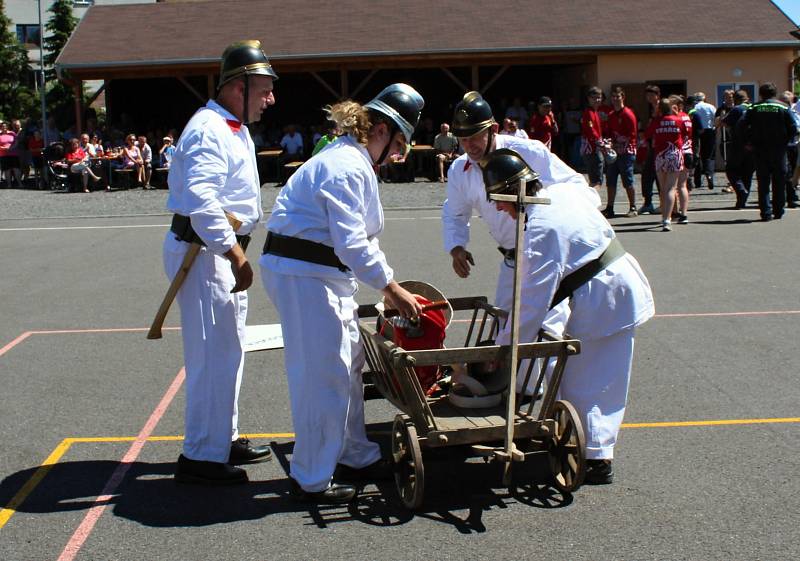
xmin=483 ymin=126 xmax=494 ymax=159
xmin=376 ymin=122 xmax=399 ymax=165
xmin=241 ymin=74 xmax=250 ymax=124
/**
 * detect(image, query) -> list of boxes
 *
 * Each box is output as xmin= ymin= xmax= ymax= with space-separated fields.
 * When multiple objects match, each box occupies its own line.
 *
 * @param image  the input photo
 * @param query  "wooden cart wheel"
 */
xmin=391 ymin=415 xmax=425 ymax=510
xmin=547 ymin=400 xmax=586 ymax=493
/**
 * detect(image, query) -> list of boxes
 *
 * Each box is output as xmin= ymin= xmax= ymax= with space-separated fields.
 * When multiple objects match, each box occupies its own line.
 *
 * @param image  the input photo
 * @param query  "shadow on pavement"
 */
xmin=1 ymin=441 xmax=572 ymax=532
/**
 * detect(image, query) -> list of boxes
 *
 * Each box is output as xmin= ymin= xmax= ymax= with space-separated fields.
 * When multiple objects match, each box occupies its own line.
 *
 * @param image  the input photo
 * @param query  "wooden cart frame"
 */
xmin=358 ymin=297 xmax=587 ymax=509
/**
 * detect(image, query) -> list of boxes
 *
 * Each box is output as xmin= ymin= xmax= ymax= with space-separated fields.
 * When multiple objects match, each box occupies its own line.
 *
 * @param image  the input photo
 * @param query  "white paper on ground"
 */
xmin=243 ymin=323 xmax=284 ymax=352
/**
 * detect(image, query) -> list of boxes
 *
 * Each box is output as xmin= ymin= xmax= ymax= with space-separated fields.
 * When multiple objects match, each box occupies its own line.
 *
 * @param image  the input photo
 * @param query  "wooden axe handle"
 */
xmin=383 ymin=300 xmax=449 ymax=319
xmin=147 ymin=212 xmax=242 ymax=340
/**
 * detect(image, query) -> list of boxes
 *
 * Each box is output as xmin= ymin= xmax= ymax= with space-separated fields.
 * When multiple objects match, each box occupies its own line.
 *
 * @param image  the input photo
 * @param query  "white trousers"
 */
xmin=163 ymin=235 xmax=244 ymax=463
xmin=556 ymin=329 xmax=634 ymax=460
xmin=261 ymin=269 xmax=381 ymax=492
xmin=495 ymin=260 xmax=570 ymax=395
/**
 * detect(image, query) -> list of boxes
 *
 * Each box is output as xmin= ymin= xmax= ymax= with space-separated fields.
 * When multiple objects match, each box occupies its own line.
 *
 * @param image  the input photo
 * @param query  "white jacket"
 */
xmin=497 ymin=182 xmax=654 ymax=343
xmin=261 ymin=135 xmax=393 ymax=291
xmin=166 ymin=100 xmax=262 ymax=253
xmin=442 ymin=135 xmax=588 ymax=253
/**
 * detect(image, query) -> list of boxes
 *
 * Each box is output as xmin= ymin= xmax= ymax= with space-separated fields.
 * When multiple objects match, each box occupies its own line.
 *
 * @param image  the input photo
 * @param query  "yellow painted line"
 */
xmin=622 ymin=417 xmax=800 ymax=428
xmin=0 ymin=438 xmax=74 ymax=529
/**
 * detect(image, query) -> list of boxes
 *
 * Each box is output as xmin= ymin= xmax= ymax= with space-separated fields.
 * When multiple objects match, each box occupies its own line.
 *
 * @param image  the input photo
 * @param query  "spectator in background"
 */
xmin=433 ymin=122 xmax=459 ymax=183
xmin=312 ymin=121 xmax=339 ymax=156
xmin=639 ymin=84 xmax=661 ymax=214
xmin=0 ymin=121 xmax=23 ymax=188
xmin=528 ymin=96 xmax=558 ymax=150
xmin=722 ymin=89 xmax=754 ymax=209
xmin=43 ymin=116 xmax=61 ymax=145
xmin=692 ymin=92 xmax=717 ymax=190
xmin=563 ymin=97 xmax=582 ymax=165
xmin=501 ymin=118 xmax=513 ymax=135
xmin=779 ymin=90 xmax=800 ymax=208
xmin=138 ymin=135 xmax=153 ymax=189
xmin=63 ymin=136 xmax=102 ymax=192
xmin=509 ymin=119 xmax=528 ymax=139
xmin=159 ymin=136 xmax=176 ymax=169
xmin=646 ymin=98 xmax=688 ymax=231
xmin=90 ymin=134 xmax=104 ymax=156
xmin=673 ymin=95 xmax=695 ymax=217
xmin=505 ymin=96 xmax=529 ymax=128
xmin=604 ymin=87 xmax=638 ymax=217
xmin=280 ymin=124 xmax=304 ymax=162
xmin=581 ymin=86 xmax=605 ymax=190
xmin=743 ymin=82 xmax=797 ymax=221
xmin=28 ymin=130 xmax=45 ymax=187
xmin=121 ymin=133 xmax=145 ymax=185
xmin=597 ymin=91 xmax=613 ymax=133
xmin=716 ymin=89 xmax=735 ymax=191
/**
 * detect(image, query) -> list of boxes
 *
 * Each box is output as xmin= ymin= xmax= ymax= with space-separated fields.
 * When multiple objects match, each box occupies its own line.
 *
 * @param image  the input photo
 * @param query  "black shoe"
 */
xmin=584 ymin=459 xmax=614 ymax=485
xmin=335 ymin=458 xmax=393 ymax=482
xmin=175 ymin=454 xmax=248 ymax=485
xmin=229 ymin=437 xmax=272 ymax=464
xmin=601 ymin=207 xmax=616 ymax=219
xmin=761 ymin=215 xmax=773 ymax=222
xmin=289 ymin=478 xmax=357 ymax=504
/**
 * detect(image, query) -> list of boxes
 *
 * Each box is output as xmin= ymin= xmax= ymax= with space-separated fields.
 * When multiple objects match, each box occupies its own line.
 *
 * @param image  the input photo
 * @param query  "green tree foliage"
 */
xmin=43 ymin=0 xmax=80 ymax=127
xmin=0 ymin=0 xmax=37 ymax=121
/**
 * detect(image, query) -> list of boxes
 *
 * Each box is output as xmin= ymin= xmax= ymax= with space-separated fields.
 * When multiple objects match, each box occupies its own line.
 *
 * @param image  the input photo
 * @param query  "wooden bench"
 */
xmin=152 ymin=167 xmax=169 ymax=188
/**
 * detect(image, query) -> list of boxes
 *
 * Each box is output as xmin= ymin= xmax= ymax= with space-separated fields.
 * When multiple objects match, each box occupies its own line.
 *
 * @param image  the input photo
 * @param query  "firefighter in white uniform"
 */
xmin=260 ymin=84 xmax=425 ymax=504
xmin=442 ymin=91 xmax=591 ymax=394
xmin=164 ymin=41 xmax=276 ymax=485
xmin=480 ymin=148 xmax=655 ymax=484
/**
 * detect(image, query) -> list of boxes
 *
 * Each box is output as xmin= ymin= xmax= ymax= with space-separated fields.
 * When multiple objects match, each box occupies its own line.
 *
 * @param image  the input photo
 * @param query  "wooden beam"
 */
xmin=207 ymin=74 xmax=215 ymax=99
xmin=177 ymin=76 xmax=205 ymax=103
xmin=85 ymin=82 xmax=105 ymax=106
xmin=480 ymin=65 xmax=509 ymax=96
xmin=310 ymin=71 xmax=339 ymax=99
xmin=441 ymin=68 xmax=467 ymax=92
xmin=340 ymin=68 xmax=349 ymax=98
xmin=350 ymin=69 xmax=378 ymax=98
xmin=471 ymin=65 xmax=479 ymax=90
xmin=74 ymin=81 xmax=83 ymax=133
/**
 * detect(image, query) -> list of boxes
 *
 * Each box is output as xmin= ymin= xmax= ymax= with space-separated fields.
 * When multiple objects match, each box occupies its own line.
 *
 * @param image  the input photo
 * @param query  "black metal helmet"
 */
xmin=364 ymin=83 xmax=424 ymax=143
xmin=218 ymin=40 xmax=278 ymax=89
xmin=452 ymin=91 xmax=495 ymax=138
xmin=479 ymin=148 xmax=541 ymax=200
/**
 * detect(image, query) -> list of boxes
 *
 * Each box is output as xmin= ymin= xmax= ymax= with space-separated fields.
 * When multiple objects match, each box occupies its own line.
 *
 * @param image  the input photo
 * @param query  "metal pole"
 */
xmin=37 ymin=0 xmax=48 ymax=146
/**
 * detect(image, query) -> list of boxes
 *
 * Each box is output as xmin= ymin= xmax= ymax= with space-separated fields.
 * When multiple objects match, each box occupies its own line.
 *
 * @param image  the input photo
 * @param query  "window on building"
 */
xmin=16 ymin=24 xmax=41 ymax=47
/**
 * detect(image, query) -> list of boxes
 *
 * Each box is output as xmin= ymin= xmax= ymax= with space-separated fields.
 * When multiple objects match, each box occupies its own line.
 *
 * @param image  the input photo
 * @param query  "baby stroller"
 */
xmin=43 ymin=143 xmax=69 ymax=191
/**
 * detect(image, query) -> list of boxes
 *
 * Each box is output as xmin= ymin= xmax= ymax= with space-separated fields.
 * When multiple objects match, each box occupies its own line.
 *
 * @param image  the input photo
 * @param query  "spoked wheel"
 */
xmin=391 ymin=415 xmax=425 ymax=509
xmin=547 ymin=400 xmax=586 ymax=493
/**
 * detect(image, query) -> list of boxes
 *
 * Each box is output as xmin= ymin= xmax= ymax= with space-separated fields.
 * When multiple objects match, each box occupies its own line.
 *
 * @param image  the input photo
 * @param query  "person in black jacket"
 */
xmin=742 ymin=82 xmax=798 ymax=220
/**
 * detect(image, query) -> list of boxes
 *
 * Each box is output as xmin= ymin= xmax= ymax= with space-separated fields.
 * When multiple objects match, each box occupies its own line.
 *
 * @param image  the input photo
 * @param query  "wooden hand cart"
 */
xmin=358 ymin=180 xmax=587 ymax=510
xmin=358 ymin=297 xmax=586 ymax=509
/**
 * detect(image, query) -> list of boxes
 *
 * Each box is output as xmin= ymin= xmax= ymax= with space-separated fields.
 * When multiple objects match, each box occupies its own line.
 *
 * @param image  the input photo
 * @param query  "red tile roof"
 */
xmin=57 ymin=0 xmax=799 ymax=72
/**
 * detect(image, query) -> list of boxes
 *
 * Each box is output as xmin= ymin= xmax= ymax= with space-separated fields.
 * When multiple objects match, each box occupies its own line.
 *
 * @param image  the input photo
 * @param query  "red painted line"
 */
xmin=0 ymin=332 xmax=32 ymax=358
xmin=56 ymin=367 xmax=186 ymax=561
xmin=654 ymin=310 xmax=800 ymax=318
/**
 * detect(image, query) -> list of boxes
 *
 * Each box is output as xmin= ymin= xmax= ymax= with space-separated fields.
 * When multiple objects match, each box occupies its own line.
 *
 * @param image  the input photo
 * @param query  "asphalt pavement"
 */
xmin=0 ymin=176 xmax=798 ymax=561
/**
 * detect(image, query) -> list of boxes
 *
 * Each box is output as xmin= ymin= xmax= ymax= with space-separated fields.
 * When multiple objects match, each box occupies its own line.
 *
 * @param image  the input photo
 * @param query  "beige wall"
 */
xmin=597 ymin=48 xmax=797 ymax=99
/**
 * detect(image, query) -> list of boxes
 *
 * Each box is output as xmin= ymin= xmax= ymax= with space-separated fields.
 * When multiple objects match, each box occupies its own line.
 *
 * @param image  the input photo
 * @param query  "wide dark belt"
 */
xmin=262 ymin=231 xmax=350 ymax=272
xmin=549 ymin=237 xmax=626 ymax=309
xmin=497 ymin=246 xmax=515 ymax=261
xmin=170 ymin=214 xmax=251 ymax=253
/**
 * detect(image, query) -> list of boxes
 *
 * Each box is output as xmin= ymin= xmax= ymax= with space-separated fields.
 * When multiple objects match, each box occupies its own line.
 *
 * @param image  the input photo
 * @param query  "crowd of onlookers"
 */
xmin=4 ymin=82 xmax=798 ymax=209
xmin=0 ymin=114 xmax=178 ymax=192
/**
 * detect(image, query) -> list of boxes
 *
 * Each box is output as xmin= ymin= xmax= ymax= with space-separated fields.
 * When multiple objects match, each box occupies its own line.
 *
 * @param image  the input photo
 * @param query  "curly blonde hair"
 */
xmin=323 ymin=100 xmax=372 ymax=146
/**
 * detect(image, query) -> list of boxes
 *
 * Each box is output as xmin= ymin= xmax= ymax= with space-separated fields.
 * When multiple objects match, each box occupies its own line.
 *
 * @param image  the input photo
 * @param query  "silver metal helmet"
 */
xmin=364 ymin=83 xmax=424 ymax=143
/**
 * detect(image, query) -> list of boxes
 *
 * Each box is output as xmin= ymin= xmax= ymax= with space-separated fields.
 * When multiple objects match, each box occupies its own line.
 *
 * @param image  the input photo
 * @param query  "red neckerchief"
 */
xmin=226 ymin=119 xmax=242 ymax=133
xmin=464 ymin=160 xmax=472 ymax=172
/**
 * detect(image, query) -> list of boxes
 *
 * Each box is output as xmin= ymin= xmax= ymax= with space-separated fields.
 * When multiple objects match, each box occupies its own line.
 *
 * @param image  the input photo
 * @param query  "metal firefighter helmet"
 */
xmin=364 ymin=84 xmax=424 ymax=143
xmin=218 ymin=40 xmax=278 ymax=89
xmin=452 ymin=91 xmax=495 ymax=138
xmin=479 ymin=148 xmax=542 ymax=200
